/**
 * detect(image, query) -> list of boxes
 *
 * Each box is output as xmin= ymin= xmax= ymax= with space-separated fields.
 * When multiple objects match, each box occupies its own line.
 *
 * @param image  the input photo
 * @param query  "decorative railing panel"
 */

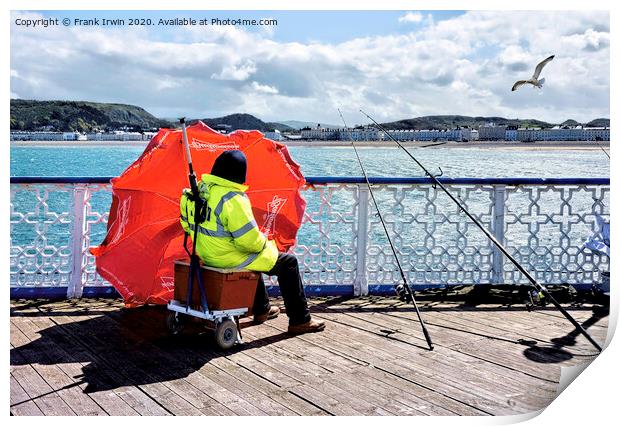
xmin=10 ymin=177 xmax=610 ymax=298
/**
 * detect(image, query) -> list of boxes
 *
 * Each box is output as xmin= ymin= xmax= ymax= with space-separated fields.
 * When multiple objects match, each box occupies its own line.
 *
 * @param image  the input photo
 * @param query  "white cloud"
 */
xmin=398 ymin=12 xmax=423 ymax=24
xmin=250 ymin=81 xmax=279 ymax=94
xmin=211 ymin=61 xmax=257 ymax=81
xmin=10 ymin=11 xmax=609 ymax=124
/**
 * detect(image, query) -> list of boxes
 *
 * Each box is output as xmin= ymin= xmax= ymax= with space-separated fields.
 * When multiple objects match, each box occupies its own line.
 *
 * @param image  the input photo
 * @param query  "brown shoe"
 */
xmin=253 ymin=306 xmax=280 ymax=324
xmin=287 ymin=319 xmax=326 ymax=335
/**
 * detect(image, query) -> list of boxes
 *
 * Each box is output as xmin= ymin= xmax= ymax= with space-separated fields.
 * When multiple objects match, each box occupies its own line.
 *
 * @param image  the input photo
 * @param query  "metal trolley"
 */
xmin=165 ymin=262 xmax=259 ymax=349
xmin=166 ymin=298 xmax=247 ymax=350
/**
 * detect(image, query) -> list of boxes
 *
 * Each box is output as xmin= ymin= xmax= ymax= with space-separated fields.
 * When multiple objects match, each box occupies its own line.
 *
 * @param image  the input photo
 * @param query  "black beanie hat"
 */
xmin=210 ymin=150 xmax=247 ymax=184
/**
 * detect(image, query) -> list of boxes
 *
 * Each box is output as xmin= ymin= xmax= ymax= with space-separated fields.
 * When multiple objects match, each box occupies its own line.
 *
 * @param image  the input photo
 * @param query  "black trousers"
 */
xmin=253 ymin=253 xmax=311 ymax=326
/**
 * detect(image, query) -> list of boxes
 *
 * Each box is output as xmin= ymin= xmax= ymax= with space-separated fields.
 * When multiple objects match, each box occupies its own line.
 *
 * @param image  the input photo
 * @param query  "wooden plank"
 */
xmin=357 ymin=366 xmax=487 ymax=416
xmin=207 ymin=357 xmax=329 ymax=415
xmin=10 ymin=348 xmax=76 ymax=416
xmin=243 ymin=322 xmax=446 ymax=415
xmin=333 ymin=307 xmax=562 ymax=381
xmin=264 ymin=316 xmax=507 ymax=414
xmin=48 ymin=314 xmax=180 ymax=416
xmin=68 ymin=313 xmax=238 ymax=416
xmin=195 ymin=363 xmax=297 ymax=415
xmin=333 ymin=308 xmax=563 ymax=384
xmin=78 ymin=310 xmax=282 ymax=416
xmin=12 ymin=317 xmax=111 ymax=416
xmin=311 ymin=308 xmax=560 ymax=400
xmin=241 ymin=325 xmax=408 ymax=415
xmin=99 ymin=308 xmax=310 ymax=416
xmin=26 ymin=316 xmax=141 ymax=416
xmin=13 ymin=316 xmax=161 ymax=415
xmin=285 ymin=308 xmax=557 ymax=414
xmin=249 ymin=321 xmax=483 ymax=415
xmin=10 ymin=375 xmax=45 ymax=416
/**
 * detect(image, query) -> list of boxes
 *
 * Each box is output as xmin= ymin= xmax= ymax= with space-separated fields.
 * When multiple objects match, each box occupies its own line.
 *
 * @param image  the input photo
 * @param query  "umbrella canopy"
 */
xmin=90 ymin=121 xmax=306 ymax=307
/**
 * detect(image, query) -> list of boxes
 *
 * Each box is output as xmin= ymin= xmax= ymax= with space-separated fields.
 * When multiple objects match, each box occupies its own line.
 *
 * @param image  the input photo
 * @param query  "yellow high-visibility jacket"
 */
xmin=179 ymin=174 xmax=278 ymax=272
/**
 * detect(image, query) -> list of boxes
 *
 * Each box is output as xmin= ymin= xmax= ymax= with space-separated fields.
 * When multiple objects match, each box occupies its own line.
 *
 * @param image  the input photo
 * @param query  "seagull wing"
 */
xmin=511 ymin=80 xmax=530 ymax=91
xmin=532 ymin=55 xmax=555 ymax=79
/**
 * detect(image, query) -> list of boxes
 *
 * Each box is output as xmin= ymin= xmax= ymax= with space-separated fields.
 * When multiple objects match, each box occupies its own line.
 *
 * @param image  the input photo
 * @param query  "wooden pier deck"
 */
xmin=10 ymin=294 xmax=608 ymax=416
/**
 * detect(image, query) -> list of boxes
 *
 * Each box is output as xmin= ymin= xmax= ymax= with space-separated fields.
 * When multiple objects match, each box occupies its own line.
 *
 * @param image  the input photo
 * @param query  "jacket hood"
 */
xmin=201 ymin=174 xmax=249 ymax=192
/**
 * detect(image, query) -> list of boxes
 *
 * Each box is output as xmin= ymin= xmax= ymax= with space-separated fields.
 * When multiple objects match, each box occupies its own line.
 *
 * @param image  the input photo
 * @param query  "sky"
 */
xmin=10 ymin=10 xmax=610 ymax=125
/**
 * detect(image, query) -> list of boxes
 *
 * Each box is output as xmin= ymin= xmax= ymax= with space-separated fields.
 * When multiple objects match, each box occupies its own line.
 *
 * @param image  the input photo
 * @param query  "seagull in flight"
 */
xmin=511 ymin=55 xmax=555 ymax=91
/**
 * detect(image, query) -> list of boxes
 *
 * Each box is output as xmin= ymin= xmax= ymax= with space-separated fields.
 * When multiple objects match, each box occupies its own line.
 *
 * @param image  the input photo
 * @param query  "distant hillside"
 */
xmin=586 ymin=118 xmax=610 ymax=128
xmin=275 ymin=120 xmax=340 ymax=130
xmin=379 ymin=115 xmax=554 ymax=130
xmin=200 ymin=113 xmax=294 ymax=132
xmin=10 ymin=99 xmax=171 ymax=132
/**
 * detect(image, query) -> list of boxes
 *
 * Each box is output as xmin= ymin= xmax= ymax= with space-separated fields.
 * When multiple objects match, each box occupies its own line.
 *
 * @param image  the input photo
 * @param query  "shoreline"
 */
xmin=282 ymin=140 xmax=610 ymax=151
xmin=10 ymin=139 xmax=610 ymax=151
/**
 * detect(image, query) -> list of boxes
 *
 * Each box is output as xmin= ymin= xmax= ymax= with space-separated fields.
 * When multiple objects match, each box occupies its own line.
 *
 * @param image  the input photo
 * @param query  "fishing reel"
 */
xmin=395 ymin=284 xmax=413 ymax=303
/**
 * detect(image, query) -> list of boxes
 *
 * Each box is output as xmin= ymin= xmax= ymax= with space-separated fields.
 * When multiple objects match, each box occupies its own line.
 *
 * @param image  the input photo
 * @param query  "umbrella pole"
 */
xmin=180 ymin=118 xmax=209 ymax=312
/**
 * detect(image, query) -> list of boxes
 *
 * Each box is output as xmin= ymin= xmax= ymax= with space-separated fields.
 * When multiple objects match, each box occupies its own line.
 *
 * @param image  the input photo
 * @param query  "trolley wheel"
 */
xmin=215 ymin=319 xmax=237 ymax=350
xmin=166 ymin=311 xmax=186 ymax=335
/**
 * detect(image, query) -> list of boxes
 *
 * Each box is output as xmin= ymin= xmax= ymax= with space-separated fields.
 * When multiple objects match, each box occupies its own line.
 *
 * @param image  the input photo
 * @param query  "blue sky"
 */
xmin=11 ymin=10 xmax=610 ymax=123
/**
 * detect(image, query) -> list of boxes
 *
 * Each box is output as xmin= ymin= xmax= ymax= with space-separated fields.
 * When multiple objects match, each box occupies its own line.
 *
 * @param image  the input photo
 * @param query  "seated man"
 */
xmin=180 ymin=150 xmax=325 ymax=335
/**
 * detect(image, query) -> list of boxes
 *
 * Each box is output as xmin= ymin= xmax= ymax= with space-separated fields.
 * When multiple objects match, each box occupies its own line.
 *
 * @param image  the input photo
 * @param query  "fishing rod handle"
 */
xmin=179 ymin=118 xmax=194 ymax=169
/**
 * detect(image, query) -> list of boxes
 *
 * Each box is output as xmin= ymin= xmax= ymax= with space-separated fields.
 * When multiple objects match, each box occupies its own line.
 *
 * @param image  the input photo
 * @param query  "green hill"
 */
xmin=379 ymin=115 xmax=554 ymax=130
xmin=10 ymin=99 xmax=171 ymax=132
xmin=585 ymin=118 xmax=610 ymax=128
xmin=199 ymin=113 xmax=294 ymax=132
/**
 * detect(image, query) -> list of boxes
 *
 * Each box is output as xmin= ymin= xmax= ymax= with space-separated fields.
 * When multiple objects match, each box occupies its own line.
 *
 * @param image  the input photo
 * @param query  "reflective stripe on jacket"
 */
xmin=179 ymin=173 xmax=278 ymax=272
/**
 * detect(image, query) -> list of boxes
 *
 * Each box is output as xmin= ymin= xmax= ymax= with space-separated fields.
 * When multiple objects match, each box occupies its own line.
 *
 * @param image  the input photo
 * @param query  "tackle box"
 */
xmin=173 ymin=260 xmax=259 ymax=312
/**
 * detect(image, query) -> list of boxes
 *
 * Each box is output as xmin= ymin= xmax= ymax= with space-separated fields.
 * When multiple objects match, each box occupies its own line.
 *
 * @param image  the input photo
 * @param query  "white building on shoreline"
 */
xmin=11 ymin=130 xmax=153 ymax=142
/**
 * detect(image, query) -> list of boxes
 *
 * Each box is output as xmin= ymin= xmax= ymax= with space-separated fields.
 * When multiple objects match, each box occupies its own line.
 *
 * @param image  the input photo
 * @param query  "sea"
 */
xmin=10 ymin=145 xmax=611 ymax=252
xmin=9 ymin=144 xmax=611 ymax=178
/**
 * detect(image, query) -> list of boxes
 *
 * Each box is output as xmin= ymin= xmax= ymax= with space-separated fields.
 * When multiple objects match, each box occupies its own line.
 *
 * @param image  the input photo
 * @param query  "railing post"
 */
xmin=355 ymin=185 xmax=370 ymax=296
xmin=68 ymin=184 xmax=87 ymax=298
xmin=491 ymin=184 xmax=506 ymax=284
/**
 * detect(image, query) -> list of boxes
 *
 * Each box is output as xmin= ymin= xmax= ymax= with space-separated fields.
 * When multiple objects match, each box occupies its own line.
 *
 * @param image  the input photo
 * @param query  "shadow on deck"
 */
xmin=10 ymin=295 xmax=608 ymax=416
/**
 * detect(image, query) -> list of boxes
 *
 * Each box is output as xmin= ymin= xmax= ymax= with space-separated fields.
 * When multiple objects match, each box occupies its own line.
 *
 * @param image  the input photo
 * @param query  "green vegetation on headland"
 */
xmin=10 ymin=99 xmax=170 ymax=132
xmin=10 ymin=99 xmax=609 ymax=133
xmin=10 ymin=100 xmax=293 ymax=133
xmin=199 ymin=113 xmax=294 ymax=133
xmin=379 ymin=115 xmax=609 ymax=130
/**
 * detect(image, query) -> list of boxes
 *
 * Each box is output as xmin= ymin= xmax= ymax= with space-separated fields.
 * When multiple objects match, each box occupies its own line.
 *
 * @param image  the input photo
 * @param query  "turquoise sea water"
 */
xmin=10 ymin=145 xmax=610 ymax=261
xmin=9 ymin=145 xmax=611 ymax=178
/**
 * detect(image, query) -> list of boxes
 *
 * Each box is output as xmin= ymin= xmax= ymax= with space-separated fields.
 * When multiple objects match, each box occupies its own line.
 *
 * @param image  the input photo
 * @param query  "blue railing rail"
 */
xmin=9 ymin=176 xmax=612 ymax=185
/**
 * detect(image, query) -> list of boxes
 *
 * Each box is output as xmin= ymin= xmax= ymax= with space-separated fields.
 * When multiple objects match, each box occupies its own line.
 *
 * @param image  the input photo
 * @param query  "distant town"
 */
xmin=292 ymin=123 xmax=610 ymax=142
xmin=9 ymin=122 xmax=610 ymax=143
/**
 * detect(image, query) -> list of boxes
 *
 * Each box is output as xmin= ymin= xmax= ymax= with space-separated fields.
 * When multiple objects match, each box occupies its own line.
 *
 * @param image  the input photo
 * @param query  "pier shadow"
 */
xmin=10 ymin=305 xmax=294 ymax=396
xmin=521 ymin=305 xmax=608 ymax=364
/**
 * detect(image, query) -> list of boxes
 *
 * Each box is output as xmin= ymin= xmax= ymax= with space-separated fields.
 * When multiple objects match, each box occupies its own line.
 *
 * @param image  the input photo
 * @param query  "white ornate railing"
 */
xmin=10 ymin=177 xmax=609 ymax=298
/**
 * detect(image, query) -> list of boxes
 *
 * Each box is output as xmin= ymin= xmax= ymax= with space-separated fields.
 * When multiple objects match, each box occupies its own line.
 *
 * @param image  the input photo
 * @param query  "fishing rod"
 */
xmin=179 ymin=118 xmax=209 ymax=312
xmin=338 ymin=109 xmax=434 ymax=351
xmin=579 ymin=122 xmax=610 ymax=159
xmin=594 ymin=140 xmax=610 ymax=159
xmin=360 ymin=109 xmax=603 ymax=352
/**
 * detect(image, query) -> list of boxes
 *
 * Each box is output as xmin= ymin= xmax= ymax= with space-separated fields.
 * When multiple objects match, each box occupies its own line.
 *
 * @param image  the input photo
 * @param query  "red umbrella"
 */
xmin=90 ymin=121 xmax=306 ymax=307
